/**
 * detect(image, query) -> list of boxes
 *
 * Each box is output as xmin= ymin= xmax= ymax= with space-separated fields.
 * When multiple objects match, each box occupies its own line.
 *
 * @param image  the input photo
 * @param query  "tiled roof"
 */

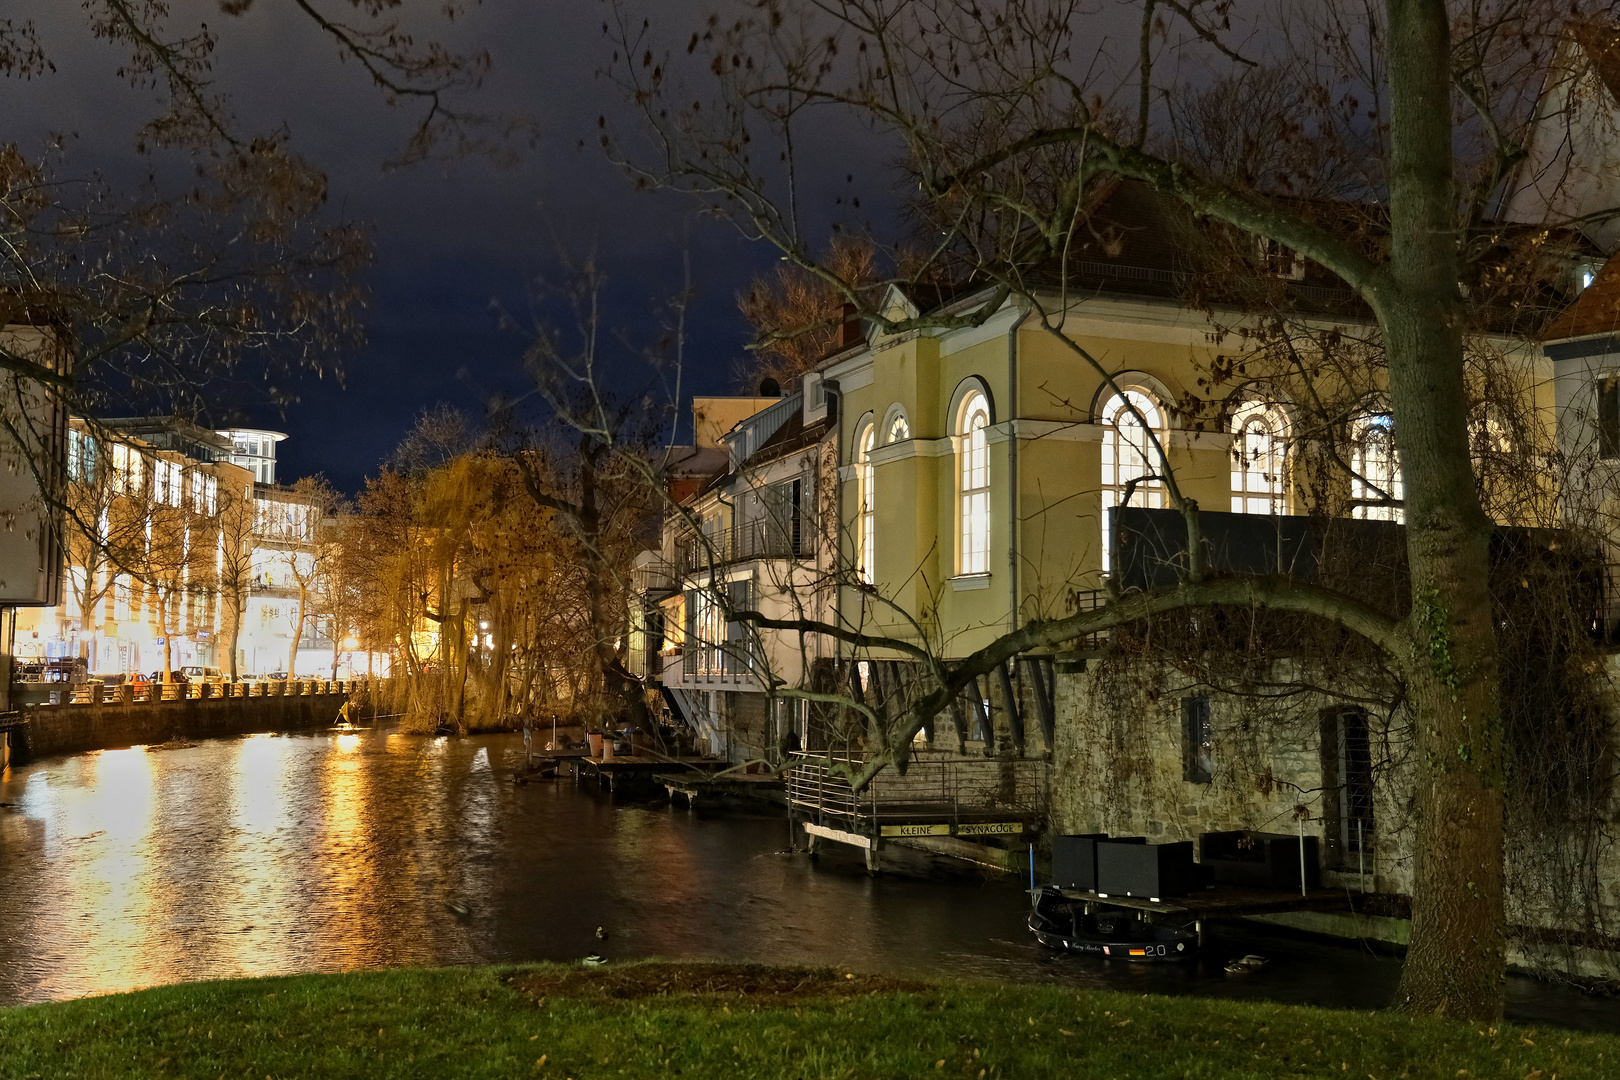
xmin=1541 ymin=254 xmax=1620 ymax=340
xmin=893 ymin=178 xmax=1596 ymax=338
xmin=1572 ymin=23 xmax=1620 ymax=104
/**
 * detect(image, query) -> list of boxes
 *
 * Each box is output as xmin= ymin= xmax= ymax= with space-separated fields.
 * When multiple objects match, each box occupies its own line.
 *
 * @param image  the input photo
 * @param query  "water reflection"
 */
xmin=0 ymin=729 xmax=1616 ymax=1031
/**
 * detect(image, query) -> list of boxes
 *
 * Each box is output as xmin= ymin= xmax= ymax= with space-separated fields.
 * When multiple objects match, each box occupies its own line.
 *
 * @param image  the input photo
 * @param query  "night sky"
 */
xmin=8 ymin=2 xmax=1154 ymax=494
xmin=7 ymin=1 xmax=792 ymax=493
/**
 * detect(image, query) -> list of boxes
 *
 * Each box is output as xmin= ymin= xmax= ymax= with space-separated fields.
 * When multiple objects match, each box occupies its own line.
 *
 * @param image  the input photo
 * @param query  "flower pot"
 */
xmin=588 ymin=732 xmax=603 ymax=757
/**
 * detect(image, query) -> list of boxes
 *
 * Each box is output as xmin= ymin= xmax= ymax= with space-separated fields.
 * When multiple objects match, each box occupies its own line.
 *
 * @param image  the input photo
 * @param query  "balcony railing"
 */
xmin=676 ymin=518 xmax=814 ymax=577
xmin=633 ymin=558 xmax=678 ymax=596
xmin=679 ymin=643 xmax=754 ymax=680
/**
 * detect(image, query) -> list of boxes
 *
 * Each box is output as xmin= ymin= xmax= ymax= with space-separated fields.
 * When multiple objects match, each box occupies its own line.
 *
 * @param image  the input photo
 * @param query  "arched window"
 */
xmin=857 ymin=422 xmax=876 ymax=582
xmin=887 ymin=412 xmax=910 ymax=443
xmin=1350 ymin=411 xmax=1402 ymax=522
xmin=1231 ymin=402 xmax=1289 ymax=515
xmin=1100 ymin=389 xmax=1165 ymax=570
xmin=957 ymin=391 xmax=992 ymax=575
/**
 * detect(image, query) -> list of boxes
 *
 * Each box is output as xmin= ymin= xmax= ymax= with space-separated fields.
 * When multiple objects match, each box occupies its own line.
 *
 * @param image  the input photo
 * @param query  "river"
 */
xmin=0 ymin=728 xmax=1614 ymax=1030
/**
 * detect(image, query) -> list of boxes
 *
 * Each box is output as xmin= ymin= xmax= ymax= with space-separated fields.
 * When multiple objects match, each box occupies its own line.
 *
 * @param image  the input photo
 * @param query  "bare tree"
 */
xmin=257 ymin=474 xmax=344 ymax=677
xmin=215 ymin=480 xmax=258 ymax=681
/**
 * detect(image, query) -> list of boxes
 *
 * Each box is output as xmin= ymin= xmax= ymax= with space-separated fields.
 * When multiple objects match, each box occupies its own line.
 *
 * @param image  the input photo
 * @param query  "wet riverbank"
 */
xmin=1 ymin=729 xmax=1615 ymax=1031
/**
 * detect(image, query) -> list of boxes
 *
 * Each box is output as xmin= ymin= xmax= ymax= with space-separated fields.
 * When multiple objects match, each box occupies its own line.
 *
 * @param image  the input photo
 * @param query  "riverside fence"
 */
xmin=4 ymin=677 xmax=394 ymax=761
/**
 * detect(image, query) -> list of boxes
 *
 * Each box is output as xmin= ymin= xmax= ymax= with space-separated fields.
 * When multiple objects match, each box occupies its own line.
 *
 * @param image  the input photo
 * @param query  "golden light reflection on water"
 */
xmin=1 ymin=731 xmax=1098 ymax=1013
xmin=213 ymin=733 xmax=300 ymax=978
xmin=54 ymin=748 xmax=159 ymax=996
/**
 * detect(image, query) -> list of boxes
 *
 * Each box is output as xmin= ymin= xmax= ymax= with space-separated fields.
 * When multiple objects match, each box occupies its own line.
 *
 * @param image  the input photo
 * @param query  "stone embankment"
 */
xmin=7 ymin=678 xmax=392 ymax=761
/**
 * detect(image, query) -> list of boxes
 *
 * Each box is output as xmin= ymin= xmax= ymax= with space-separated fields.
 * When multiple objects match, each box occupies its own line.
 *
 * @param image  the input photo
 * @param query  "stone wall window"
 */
xmin=1182 ymin=695 xmax=1213 ymax=784
xmin=1320 ymin=706 xmax=1376 ymax=868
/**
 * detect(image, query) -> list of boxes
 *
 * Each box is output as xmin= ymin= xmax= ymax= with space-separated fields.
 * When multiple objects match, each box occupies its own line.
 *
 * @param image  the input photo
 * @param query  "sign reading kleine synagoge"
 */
xmin=879 ymin=822 xmax=1024 ymax=838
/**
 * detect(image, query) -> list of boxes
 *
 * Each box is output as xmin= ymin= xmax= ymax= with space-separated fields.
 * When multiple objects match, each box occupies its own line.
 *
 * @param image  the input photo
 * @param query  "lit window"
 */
xmin=1100 ymin=389 xmax=1164 ymax=570
xmin=152 ymin=459 xmax=185 ymax=507
xmin=1350 ymin=412 xmax=1402 ymax=522
xmin=857 ymin=422 xmax=876 ymax=583
xmin=67 ymin=429 xmax=97 ymax=482
xmin=111 ymin=443 xmax=145 ymax=495
xmin=887 ymin=413 xmax=910 ymax=443
xmin=1230 ymin=402 xmax=1289 ymax=515
xmin=958 ymin=391 xmax=991 ymax=575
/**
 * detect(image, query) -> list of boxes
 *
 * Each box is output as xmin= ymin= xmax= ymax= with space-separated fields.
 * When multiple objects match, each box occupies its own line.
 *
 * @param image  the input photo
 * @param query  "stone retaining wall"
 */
xmin=12 ymin=679 xmax=392 ymax=760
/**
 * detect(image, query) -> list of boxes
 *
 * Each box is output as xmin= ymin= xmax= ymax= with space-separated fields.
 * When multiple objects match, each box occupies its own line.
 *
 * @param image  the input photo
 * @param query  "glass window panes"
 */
xmin=1100 ymin=389 xmax=1164 ymax=570
xmin=958 ymin=392 xmax=991 ymax=575
xmin=858 ymin=424 xmax=876 ymax=583
xmin=1230 ymin=402 xmax=1289 ymax=515
xmin=1351 ymin=412 xmax=1402 ymax=522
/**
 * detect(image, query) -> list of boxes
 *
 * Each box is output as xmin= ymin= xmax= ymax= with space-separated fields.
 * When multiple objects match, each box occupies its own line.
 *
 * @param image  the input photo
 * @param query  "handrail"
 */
xmin=676 ymin=517 xmax=814 ymax=578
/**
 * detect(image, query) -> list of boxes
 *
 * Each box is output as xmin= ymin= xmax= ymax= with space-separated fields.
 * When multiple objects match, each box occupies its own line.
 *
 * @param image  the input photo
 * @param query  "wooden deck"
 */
xmin=573 ymin=755 xmax=725 ymax=793
xmin=658 ymin=771 xmax=785 ymax=807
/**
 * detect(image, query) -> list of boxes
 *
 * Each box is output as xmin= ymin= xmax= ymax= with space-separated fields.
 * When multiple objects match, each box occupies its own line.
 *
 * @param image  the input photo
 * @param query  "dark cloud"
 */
xmin=6 ymin=0 xmax=799 ymax=492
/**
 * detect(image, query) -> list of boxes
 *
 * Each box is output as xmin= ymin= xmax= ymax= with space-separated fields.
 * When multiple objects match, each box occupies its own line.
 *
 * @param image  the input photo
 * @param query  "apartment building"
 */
xmin=15 ymin=418 xmax=251 ymax=677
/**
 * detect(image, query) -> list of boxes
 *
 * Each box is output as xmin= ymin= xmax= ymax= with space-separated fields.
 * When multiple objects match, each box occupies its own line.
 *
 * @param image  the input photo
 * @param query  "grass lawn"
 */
xmin=0 ymin=961 xmax=1613 ymax=1079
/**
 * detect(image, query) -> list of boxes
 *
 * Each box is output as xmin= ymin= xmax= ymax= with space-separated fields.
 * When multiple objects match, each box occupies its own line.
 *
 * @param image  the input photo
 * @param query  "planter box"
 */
xmin=1052 ymin=834 xmax=1141 ymax=891
xmin=1199 ymin=830 xmax=1320 ymax=891
xmin=1096 ymin=840 xmax=1196 ymax=899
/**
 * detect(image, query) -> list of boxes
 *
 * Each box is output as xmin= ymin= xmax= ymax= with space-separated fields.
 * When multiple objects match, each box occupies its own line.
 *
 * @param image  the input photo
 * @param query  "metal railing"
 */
xmin=675 ymin=518 xmax=814 ymax=577
xmin=633 ymin=558 xmax=679 ymax=595
xmin=785 ymin=750 xmax=1046 ymax=826
xmin=679 ymin=643 xmax=753 ymax=680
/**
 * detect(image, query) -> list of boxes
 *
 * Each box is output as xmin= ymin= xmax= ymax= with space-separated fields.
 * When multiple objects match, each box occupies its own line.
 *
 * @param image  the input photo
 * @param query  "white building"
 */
xmin=216 ymin=428 xmax=288 ymax=485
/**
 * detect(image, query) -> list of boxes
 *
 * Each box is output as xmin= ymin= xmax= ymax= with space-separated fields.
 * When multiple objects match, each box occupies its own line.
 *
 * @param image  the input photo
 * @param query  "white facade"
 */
xmin=217 ymin=428 xmax=288 ymax=485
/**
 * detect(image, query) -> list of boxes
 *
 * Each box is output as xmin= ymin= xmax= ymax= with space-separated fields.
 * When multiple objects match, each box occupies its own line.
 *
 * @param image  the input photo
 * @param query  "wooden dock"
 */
xmin=573 ymin=755 xmax=725 ymax=794
xmin=658 ymin=771 xmax=785 ymax=807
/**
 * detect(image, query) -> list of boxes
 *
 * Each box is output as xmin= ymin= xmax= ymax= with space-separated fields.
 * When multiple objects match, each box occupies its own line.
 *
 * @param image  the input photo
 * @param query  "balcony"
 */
xmin=633 ymin=557 xmax=679 ymax=598
xmin=1115 ymin=505 xmax=1617 ymax=646
xmin=676 ymin=643 xmax=754 ymax=682
xmin=675 ymin=518 xmax=814 ymax=579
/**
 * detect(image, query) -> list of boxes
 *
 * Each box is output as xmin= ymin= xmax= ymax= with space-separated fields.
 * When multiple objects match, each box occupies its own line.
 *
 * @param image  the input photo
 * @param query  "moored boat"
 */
xmin=1027 ymin=886 xmax=1197 ymax=962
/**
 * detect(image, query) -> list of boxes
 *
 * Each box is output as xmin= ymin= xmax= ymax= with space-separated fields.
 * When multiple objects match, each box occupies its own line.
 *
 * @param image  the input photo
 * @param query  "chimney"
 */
xmin=838 ymin=302 xmax=864 ymax=350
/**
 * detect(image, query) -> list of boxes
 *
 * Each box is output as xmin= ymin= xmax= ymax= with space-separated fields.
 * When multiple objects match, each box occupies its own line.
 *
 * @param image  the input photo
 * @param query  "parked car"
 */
xmin=266 ymin=671 xmax=288 ymax=681
xmin=180 ymin=665 xmax=225 ymax=683
xmin=151 ymin=670 xmax=189 ymax=684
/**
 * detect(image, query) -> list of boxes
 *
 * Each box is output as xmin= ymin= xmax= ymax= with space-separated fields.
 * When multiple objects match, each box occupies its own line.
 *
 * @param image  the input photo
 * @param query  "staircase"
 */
xmin=660 ymin=685 xmax=722 ymax=756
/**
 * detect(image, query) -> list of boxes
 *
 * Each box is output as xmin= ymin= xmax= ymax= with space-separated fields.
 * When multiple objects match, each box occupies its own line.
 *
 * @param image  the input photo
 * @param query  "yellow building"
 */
xmin=822 ymin=181 xmax=1582 ymax=672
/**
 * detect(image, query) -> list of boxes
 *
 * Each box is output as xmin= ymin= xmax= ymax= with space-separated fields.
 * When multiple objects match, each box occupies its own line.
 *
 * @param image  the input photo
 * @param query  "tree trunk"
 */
xmin=227 ymin=590 xmax=243 ymax=680
xmin=1383 ymin=0 xmax=1505 ymax=1021
xmin=288 ymin=591 xmax=306 ymax=676
xmin=162 ymin=611 xmax=173 ymax=680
